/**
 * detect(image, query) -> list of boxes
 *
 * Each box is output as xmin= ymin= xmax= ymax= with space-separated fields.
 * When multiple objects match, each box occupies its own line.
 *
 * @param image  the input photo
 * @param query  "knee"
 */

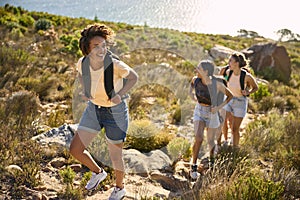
xmin=110 ymin=155 xmax=124 ymax=170
xmin=69 ymin=144 xmax=77 ymax=156
xmin=194 ymin=136 xmax=203 ymax=143
xmin=231 ymin=125 xmax=239 ymax=133
xmin=69 ymin=142 xmax=83 ymax=157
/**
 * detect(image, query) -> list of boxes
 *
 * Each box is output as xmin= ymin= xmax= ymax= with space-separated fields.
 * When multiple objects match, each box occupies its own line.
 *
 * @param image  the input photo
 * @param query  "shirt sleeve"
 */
xmin=113 ymin=59 xmax=131 ymax=78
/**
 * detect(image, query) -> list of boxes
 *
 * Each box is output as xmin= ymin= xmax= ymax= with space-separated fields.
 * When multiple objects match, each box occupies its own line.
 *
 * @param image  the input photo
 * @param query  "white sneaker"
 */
xmin=85 ymin=170 xmax=107 ymax=190
xmin=190 ymin=171 xmax=199 ymax=179
xmin=109 ymin=187 xmax=126 ymax=200
xmin=190 ymin=164 xmax=199 ymax=180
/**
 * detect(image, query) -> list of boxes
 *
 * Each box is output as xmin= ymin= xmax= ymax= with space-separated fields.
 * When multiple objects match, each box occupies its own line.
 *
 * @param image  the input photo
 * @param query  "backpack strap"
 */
xmin=222 ymin=65 xmax=230 ymax=78
xmin=81 ymin=56 xmax=92 ymax=98
xmin=104 ymin=51 xmax=115 ymax=99
xmin=81 ymin=50 xmax=120 ymax=99
xmin=240 ymin=69 xmax=246 ymax=91
xmin=194 ymin=77 xmax=200 ymax=87
xmin=227 ymin=69 xmax=233 ymax=82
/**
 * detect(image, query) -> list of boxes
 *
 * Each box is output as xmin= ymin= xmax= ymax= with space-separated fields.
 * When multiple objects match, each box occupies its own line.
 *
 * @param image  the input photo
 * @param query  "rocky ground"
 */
xmin=24 ymin=113 xmax=254 ymax=200
xmin=3 ymin=98 xmax=254 ymax=200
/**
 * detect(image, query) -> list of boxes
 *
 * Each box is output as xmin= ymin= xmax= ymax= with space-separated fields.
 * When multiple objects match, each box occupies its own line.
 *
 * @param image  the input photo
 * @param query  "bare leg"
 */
xmin=207 ymin=127 xmax=217 ymax=158
xmin=217 ymin=109 xmax=226 ymax=145
xmin=223 ymin=111 xmax=233 ymax=141
xmin=107 ymin=142 xmax=124 ymax=189
xmin=231 ymin=116 xmax=243 ymax=147
xmin=192 ymin=120 xmax=205 ymax=164
xmin=69 ymin=131 xmax=102 ymax=173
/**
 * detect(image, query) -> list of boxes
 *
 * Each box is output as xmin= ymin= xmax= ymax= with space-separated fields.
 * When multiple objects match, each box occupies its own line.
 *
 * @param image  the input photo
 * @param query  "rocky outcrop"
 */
xmin=209 ymin=43 xmax=291 ymax=83
xmin=209 ymin=45 xmax=236 ymax=60
xmin=123 ymin=149 xmax=172 ymax=176
xmin=32 ymin=124 xmax=172 ymax=176
xmin=242 ymin=43 xmax=291 ymax=82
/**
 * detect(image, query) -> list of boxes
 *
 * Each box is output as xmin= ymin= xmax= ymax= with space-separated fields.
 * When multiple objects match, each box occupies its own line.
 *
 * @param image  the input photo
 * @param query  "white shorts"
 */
xmin=193 ymin=103 xmax=220 ymax=128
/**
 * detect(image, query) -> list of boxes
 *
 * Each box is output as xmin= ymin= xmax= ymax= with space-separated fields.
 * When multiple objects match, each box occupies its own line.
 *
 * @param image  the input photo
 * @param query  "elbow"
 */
xmin=132 ymin=74 xmax=138 ymax=85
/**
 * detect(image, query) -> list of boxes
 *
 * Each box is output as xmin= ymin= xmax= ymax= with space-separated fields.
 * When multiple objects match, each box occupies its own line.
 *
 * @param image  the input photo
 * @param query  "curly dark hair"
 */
xmin=79 ymin=24 xmax=115 ymax=56
xmin=231 ymin=52 xmax=247 ymax=68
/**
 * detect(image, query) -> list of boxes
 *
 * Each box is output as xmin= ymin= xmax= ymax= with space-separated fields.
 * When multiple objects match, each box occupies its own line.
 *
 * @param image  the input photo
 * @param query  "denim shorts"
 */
xmin=224 ymin=96 xmax=248 ymax=118
xmin=193 ymin=103 xmax=220 ymax=128
xmin=77 ymin=101 xmax=129 ymax=144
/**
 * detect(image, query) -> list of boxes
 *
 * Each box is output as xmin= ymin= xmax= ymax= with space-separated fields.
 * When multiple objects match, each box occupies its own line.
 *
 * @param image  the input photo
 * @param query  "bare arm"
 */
xmin=189 ymin=77 xmax=197 ymax=101
xmin=211 ymin=82 xmax=233 ymax=113
xmin=111 ymin=68 xmax=138 ymax=104
xmin=117 ymin=69 xmax=138 ymax=97
xmin=242 ymin=73 xmax=258 ymax=96
xmin=219 ymin=66 xmax=226 ymax=76
xmin=77 ymin=72 xmax=91 ymax=101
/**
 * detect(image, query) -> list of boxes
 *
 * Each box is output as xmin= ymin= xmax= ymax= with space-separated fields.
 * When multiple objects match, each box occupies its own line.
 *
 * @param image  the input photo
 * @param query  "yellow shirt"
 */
xmin=77 ymin=57 xmax=130 ymax=107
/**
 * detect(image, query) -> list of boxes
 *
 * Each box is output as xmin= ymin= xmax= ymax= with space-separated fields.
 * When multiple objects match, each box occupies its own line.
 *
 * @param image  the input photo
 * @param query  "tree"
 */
xmin=276 ymin=28 xmax=298 ymax=41
xmin=237 ymin=29 xmax=261 ymax=38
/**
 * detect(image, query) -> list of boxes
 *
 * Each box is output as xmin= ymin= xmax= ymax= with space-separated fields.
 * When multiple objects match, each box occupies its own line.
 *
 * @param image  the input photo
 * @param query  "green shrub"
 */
xmin=171 ymin=101 xmax=194 ymax=125
xmin=251 ymin=83 xmax=270 ymax=102
xmin=273 ymin=96 xmax=286 ymax=113
xmin=47 ymin=109 xmax=67 ymax=128
xmin=58 ymin=166 xmax=82 ymax=200
xmin=167 ymin=137 xmax=191 ymax=162
xmin=228 ymin=175 xmax=284 ymax=200
xmin=19 ymin=15 xmax=35 ymax=27
xmin=244 ymin=110 xmax=300 ymax=171
xmin=115 ymin=39 xmax=129 ymax=53
xmin=0 ymin=120 xmax=44 ymax=198
xmin=286 ymin=95 xmax=300 ymax=110
xmin=125 ymin=120 xmax=174 ymax=152
xmin=0 ymin=46 xmax=32 ymax=76
xmin=171 ymin=104 xmax=181 ymax=124
xmin=16 ymin=77 xmax=40 ymax=91
xmin=59 ymin=166 xmax=76 ymax=185
xmin=35 ymin=18 xmax=52 ymax=31
xmin=5 ymin=90 xmax=40 ymax=128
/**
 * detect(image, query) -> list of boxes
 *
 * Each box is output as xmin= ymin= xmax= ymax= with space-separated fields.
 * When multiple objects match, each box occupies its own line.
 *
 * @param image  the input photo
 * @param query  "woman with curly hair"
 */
xmin=69 ymin=24 xmax=138 ymax=199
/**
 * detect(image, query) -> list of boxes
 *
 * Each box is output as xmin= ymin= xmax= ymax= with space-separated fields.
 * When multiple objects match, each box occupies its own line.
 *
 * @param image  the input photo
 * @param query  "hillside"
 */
xmin=0 ymin=4 xmax=299 ymax=200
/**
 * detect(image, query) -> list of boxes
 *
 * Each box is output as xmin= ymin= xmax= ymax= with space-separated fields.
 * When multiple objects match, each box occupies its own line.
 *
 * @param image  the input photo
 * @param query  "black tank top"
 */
xmin=194 ymin=78 xmax=211 ymax=105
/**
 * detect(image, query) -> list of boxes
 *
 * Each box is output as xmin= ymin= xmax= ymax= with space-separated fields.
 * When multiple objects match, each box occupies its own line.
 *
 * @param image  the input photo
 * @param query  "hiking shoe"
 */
xmin=209 ymin=158 xmax=215 ymax=169
xmin=190 ymin=164 xmax=199 ymax=179
xmin=85 ymin=170 xmax=107 ymax=191
xmin=223 ymin=140 xmax=228 ymax=147
xmin=109 ymin=187 xmax=126 ymax=200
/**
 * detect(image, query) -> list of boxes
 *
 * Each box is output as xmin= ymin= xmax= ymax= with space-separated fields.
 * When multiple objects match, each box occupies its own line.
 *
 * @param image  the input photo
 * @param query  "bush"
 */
xmin=5 ymin=90 xmax=40 ymax=128
xmin=19 ymin=15 xmax=35 ymax=27
xmin=228 ymin=175 xmax=284 ymax=200
xmin=286 ymin=95 xmax=300 ymax=110
xmin=125 ymin=119 xmax=174 ymax=152
xmin=244 ymin=110 xmax=300 ymax=171
xmin=35 ymin=18 xmax=52 ymax=31
xmin=167 ymin=137 xmax=191 ymax=162
xmin=251 ymin=83 xmax=270 ymax=102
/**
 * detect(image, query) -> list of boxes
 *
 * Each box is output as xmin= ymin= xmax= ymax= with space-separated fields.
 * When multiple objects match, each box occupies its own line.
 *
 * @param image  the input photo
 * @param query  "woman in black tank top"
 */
xmin=189 ymin=60 xmax=233 ymax=179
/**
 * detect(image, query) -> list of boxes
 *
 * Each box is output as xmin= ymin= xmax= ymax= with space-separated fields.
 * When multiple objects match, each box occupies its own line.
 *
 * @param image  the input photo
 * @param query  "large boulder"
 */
xmin=242 ymin=43 xmax=291 ymax=82
xmin=209 ymin=45 xmax=236 ymax=60
xmin=123 ymin=149 xmax=172 ymax=176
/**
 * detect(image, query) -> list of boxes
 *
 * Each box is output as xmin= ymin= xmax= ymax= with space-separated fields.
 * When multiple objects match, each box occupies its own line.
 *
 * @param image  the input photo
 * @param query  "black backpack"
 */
xmin=81 ymin=50 xmax=125 ymax=100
